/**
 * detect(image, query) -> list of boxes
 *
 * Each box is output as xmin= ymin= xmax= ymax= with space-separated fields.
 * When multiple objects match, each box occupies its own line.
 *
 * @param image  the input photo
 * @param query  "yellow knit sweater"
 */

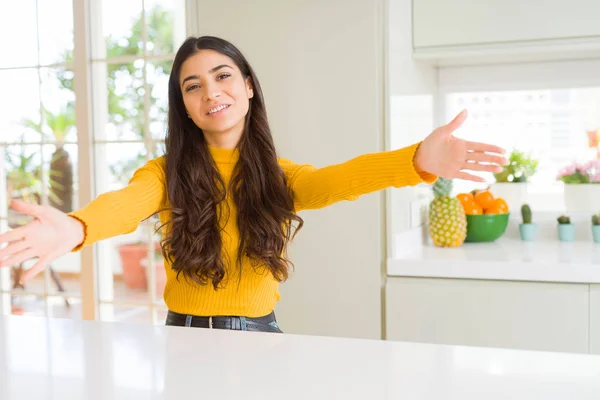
xmin=69 ymin=143 xmax=436 ymax=317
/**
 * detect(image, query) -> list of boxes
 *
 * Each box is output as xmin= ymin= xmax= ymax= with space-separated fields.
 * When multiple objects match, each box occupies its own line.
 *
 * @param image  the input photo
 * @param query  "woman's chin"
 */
xmin=202 ymin=121 xmax=244 ymax=136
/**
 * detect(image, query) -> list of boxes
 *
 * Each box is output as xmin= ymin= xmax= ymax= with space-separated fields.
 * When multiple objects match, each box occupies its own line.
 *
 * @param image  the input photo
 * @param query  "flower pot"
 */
xmin=117 ymin=242 xmax=162 ymax=290
xmin=519 ymin=223 xmax=537 ymax=241
xmin=118 ymin=243 xmax=148 ymax=289
xmin=593 ymin=225 xmax=600 ymax=244
xmin=140 ymin=257 xmax=167 ymax=298
xmin=563 ymin=184 xmax=600 ymax=212
xmin=557 ymin=224 xmax=576 ymax=242
xmin=490 ymin=182 xmax=529 ymax=212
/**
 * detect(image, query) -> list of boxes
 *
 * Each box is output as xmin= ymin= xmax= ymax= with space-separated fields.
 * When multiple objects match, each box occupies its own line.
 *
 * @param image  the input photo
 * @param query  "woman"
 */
xmin=0 ymin=36 xmax=507 ymax=332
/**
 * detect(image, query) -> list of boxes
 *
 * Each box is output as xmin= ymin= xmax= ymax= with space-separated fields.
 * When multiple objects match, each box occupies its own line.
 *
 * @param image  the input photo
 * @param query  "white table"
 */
xmin=1 ymin=316 xmax=600 ymax=399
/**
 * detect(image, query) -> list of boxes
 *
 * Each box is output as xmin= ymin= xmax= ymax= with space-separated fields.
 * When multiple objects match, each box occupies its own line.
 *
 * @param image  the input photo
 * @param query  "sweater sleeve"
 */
xmin=68 ymin=157 xmax=167 ymax=251
xmin=279 ymin=142 xmax=437 ymax=212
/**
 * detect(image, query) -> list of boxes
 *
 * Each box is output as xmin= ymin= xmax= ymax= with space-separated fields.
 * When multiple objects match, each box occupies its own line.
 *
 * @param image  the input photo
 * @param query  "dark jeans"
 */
xmin=165 ymin=310 xmax=283 ymax=333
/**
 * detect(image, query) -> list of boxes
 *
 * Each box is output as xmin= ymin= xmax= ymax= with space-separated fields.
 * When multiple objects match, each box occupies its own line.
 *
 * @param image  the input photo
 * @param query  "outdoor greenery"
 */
xmin=6 ymin=5 xmax=175 ymax=208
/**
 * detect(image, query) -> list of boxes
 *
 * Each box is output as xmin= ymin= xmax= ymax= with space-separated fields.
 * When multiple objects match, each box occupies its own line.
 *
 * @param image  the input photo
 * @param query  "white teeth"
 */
xmin=209 ymin=105 xmax=229 ymax=114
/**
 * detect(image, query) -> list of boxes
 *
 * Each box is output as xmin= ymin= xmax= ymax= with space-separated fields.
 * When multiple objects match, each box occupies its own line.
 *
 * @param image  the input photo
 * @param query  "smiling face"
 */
xmin=179 ymin=49 xmax=254 ymax=148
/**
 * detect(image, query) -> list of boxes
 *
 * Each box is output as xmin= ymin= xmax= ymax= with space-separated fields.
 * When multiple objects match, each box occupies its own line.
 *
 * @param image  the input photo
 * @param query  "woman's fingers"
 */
xmin=0 ymin=240 xmax=30 ymax=264
xmin=446 ymin=109 xmax=468 ymax=132
xmin=466 ymin=141 xmax=506 ymax=155
xmin=455 ymin=171 xmax=485 ymax=182
xmin=467 ymin=151 xmax=509 ymax=166
xmin=0 ymin=226 xmax=27 ymax=246
xmin=10 ymin=200 xmax=45 ymax=218
xmin=462 ymin=162 xmax=503 ymax=173
xmin=21 ymin=255 xmax=54 ymax=284
xmin=0 ymin=248 xmax=37 ymax=269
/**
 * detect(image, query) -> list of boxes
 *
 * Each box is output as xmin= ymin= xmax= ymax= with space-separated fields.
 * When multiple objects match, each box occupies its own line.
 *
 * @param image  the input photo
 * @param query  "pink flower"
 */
xmin=556 ymin=163 xmax=578 ymax=179
xmin=584 ymin=160 xmax=600 ymax=175
xmin=556 ymin=159 xmax=600 ymax=183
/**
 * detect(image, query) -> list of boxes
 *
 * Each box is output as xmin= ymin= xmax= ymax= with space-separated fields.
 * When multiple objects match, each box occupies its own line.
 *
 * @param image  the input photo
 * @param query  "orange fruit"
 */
xmin=474 ymin=190 xmax=495 ymax=209
xmin=456 ymin=193 xmax=474 ymax=206
xmin=493 ymin=198 xmax=509 ymax=213
xmin=484 ymin=206 xmax=504 ymax=215
xmin=463 ymin=202 xmax=483 ymax=215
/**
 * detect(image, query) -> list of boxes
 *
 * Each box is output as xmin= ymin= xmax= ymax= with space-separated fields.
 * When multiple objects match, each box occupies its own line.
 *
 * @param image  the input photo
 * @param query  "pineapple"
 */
xmin=428 ymin=178 xmax=466 ymax=247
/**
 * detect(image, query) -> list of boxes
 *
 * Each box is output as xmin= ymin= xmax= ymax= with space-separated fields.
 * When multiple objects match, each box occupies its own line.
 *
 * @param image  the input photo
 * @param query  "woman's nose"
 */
xmin=202 ymin=83 xmax=222 ymax=102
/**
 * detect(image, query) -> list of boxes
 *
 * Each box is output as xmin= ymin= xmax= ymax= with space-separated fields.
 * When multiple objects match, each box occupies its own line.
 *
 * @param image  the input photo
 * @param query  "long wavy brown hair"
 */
xmin=161 ymin=36 xmax=303 ymax=289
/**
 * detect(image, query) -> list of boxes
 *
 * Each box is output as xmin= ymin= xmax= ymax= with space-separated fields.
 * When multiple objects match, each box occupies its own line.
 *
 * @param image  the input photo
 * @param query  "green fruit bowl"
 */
xmin=465 ymin=213 xmax=510 ymax=243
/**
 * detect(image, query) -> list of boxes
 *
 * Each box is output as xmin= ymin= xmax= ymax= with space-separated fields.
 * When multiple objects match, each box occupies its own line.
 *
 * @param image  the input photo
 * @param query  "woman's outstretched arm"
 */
xmin=0 ymin=157 xmax=167 ymax=283
xmin=281 ymin=110 xmax=507 ymax=211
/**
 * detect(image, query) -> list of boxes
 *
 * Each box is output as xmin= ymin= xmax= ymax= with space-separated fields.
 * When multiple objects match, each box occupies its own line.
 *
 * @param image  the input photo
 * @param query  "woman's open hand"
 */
xmin=414 ymin=109 xmax=508 ymax=182
xmin=0 ymin=200 xmax=85 ymax=284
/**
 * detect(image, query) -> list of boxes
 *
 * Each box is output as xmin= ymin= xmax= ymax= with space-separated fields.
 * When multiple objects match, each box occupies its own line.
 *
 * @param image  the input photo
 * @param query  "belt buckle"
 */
xmin=208 ymin=316 xmax=213 ymax=329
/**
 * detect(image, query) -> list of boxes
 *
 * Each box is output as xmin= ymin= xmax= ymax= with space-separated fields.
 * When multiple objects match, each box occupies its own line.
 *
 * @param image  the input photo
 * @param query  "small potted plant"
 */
xmin=557 ymin=215 xmax=576 ymax=242
xmin=519 ymin=204 xmax=536 ymax=241
xmin=494 ymin=149 xmax=539 ymax=184
xmin=592 ymin=213 xmax=600 ymax=244
xmin=492 ymin=149 xmax=538 ymax=211
xmin=557 ymin=160 xmax=600 ymax=212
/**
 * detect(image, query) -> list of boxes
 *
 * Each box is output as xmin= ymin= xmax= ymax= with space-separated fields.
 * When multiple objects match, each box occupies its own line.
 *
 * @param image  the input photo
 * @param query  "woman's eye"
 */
xmin=217 ymin=73 xmax=231 ymax=80
xmin=185 ymin=84 xmax=200 ymax=92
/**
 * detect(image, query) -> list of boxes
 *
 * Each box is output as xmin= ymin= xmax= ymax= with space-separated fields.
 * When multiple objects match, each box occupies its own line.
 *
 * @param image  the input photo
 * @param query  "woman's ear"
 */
xmin=246 ymin=78 xmax=254 ymax=99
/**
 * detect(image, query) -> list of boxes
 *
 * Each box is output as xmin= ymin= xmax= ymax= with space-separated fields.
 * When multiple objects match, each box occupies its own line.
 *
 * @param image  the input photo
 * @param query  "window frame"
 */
xmin=0 ymin=0 xmax=198 ymax=322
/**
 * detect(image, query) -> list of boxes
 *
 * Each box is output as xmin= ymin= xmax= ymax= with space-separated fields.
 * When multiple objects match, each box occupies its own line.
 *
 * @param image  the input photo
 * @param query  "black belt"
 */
xmin=165 ymin=310 xmax=283 ymax=333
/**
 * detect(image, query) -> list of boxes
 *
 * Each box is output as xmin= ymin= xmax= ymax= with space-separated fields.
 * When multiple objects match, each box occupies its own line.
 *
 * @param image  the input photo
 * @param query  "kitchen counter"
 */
xmin=388 ymin=238 xmax=600 ymax=283
xmin=1 ymin=316 xmax=600 ymax=399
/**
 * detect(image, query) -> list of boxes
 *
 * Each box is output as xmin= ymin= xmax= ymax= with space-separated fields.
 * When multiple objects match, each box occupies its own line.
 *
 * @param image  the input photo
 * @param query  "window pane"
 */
xmin=144 ymin=0 xmax=187 ymax=55
xmin=95 ymin=142 xmax=147 ymax=192
xmin=97 ymin=225 xmax=155 ymax=306
xmin=0 ymin=1 xmax=38 ymax=68
xmin=96 ymin=61 xmax=146 ymax=141
xmin=8 ymin=293 xmax=46 ymax=317
xmin=40 ymin=68 xmax=77 ymax=144
xmin=94 ymin=143 xmax=152 ymax=305
xmin=46 ymin=252 xmax=81 ymax=298
xmin=0 ymin=69 xmax=42 ymax=144
xmin=86 ymin=1 xmax=186 ymax=323
xmin=100 ymin=0 xmax=144 ymax=58
xmin=0 ymin=291 xmax=9 ymax=315
xmin=44 ymin=142 xmax=78 ymax=214
xmin=5 ymin=144 xmax=43 ymax=215
xmin=153 ymin=141 xmax=166 ymax=158
xmin=37 ymin=0 xmax=74 ymax=66
xmin=446 ymin=88 xmax=600 ymax=211
xmin=147 ymin=60 xmax=171 ymax=139
xmin=48 ymin=296 xmax=82 ymax=319
xmin=44 ymin=143 xmax=81 ymax=297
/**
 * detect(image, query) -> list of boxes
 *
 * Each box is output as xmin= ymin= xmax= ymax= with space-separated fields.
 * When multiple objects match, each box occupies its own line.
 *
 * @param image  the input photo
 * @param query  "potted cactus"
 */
xmin=519 ymin=204 xmax=536 ymax=241
xmin=557 ymin=215 xmax=576 ymax=242
xmin=592 ymin=213 xmax=600 ymax=244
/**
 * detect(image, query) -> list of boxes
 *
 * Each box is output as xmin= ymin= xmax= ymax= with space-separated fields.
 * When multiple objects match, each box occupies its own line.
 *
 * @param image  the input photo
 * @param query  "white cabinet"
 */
xmin=386 ymin=277 xmax=589 ymax=353
xmin=412 ymin=0 xmax=600 ymax=63
xmin=591 ymin=284 xmax=600 ymax=355
xmin=413 ymin=0 xmax=600 ymax=48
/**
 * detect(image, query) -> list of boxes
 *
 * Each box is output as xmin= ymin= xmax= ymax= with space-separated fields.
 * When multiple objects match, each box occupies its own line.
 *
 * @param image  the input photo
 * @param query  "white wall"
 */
xmin=195 ymin=0 xmax=385 ymax=339
xmin=387 ymin=0 xmax=438 ymax=244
